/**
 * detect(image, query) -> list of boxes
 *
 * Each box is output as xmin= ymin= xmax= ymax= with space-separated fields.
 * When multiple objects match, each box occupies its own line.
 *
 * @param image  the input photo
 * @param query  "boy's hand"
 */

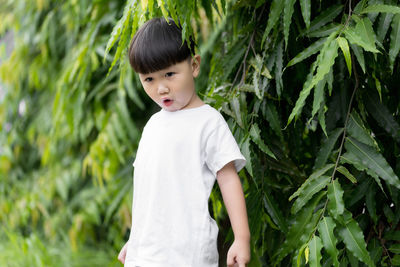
xmin=226 ymin=238 xmax=250 ymax=267
xmin=118 ymin=241 xmax=128 ymax=264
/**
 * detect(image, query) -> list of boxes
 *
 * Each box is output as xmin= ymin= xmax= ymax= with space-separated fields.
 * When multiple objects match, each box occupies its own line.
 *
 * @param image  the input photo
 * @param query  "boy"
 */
xmin=118 ymin=17 xmax=250 ymax=267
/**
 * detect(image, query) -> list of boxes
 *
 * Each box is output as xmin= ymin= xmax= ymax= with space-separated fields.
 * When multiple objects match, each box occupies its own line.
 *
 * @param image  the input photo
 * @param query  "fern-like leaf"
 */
xmin=338 ymin=211 xmax=375 ymax=267
xmin=291 ymin=175 xmax=330 ymax=214
xmin=289 ymin=164 xmax=334 ymax=201
xmin=345 ymin=137 xmax=400 ymax=189
xmin=327 ymin=179 xmax=345 ymax=219
xmin=314 ymin=128 xmax=343 ymax=170
xmin=344 ymin=17 xmax=379 ymax=53
xmin=249 ymin=123 xmax=276 ymax=159
xmin=361 ymin=4 xmax=400 ymax=14
xmin=389 ymin=14 xmax=400 ymax=72
xmin=261 ymin=0 xmax=284 ymax=48
xmin=300 ymin=0 xmax=311 ymax=29
xmin=308 ymin=235 xmax=323 ymax=267
xmin=336 ymin=37 xmax=351 ymax=76
xmin=318 ymin=217 xmax=339 ymax=267
xmin=286 ymin=37 xmax=326 ymax=67
xmin=287 ymin=33 xmax=338 ymax=125
xmin=283 ymin=0 xmax=297 ymax=49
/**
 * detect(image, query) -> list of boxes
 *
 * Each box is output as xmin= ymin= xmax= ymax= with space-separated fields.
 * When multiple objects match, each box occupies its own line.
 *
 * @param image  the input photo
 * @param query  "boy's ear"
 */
xmin=191 ymin=55 xmax=201 ymax=78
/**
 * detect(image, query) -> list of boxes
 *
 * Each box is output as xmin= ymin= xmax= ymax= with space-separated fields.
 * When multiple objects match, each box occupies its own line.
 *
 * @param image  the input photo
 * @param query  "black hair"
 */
xmin=128 ymin=17 xmax=196 ymax=74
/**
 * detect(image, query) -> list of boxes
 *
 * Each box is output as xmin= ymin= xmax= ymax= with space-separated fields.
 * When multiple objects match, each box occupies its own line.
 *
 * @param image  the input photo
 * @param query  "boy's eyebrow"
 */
xmin=139 ymin=64 xmax=178 ymax=77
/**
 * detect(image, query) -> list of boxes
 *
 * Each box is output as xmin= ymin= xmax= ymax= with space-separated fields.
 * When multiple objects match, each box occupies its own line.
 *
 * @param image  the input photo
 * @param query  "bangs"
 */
xmin=128 ymin=18 xmax=195 ymax=74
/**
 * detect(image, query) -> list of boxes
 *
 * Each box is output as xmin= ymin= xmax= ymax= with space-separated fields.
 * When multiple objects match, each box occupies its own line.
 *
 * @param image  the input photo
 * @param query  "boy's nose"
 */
xmin=157 ymin=83 xmax=169 ymax=94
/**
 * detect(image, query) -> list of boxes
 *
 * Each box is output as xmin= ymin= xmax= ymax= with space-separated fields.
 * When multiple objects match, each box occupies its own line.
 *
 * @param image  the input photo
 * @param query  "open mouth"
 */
xmin=163 ymin=99 xmax=173 ymax=106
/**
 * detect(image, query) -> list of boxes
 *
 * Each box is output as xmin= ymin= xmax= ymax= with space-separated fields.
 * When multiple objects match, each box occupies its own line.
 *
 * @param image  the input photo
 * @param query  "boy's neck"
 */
xmin=181 ymin=94 xmax=204 ymax=110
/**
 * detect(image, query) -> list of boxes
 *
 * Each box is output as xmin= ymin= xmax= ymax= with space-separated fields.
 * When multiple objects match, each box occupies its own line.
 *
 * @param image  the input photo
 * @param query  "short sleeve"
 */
xmin=205 ymin=123 xmax=246 ymax=176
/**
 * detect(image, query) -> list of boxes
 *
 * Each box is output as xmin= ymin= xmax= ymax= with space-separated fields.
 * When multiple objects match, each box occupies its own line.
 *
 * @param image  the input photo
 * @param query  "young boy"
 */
xmin=118 ymin=17 xmax=250 ymax=267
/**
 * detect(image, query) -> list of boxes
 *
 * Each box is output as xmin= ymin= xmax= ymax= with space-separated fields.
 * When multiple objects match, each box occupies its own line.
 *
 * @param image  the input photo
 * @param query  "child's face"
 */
xmin=138 ymin=55 xmax=201 ymax=112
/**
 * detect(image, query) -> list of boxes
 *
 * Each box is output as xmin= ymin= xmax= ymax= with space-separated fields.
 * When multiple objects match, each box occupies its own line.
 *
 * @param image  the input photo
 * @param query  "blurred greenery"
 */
xmin=1 ymin=0 xmax=400 ymax=266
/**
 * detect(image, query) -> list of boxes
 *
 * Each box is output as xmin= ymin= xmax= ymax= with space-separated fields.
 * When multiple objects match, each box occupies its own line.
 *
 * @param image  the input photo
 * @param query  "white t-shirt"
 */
xmin=124 ymin=104 xmax=246 ymax=267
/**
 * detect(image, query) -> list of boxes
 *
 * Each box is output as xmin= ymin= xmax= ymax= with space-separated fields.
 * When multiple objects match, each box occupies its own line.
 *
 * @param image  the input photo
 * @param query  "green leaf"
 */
xmin=309 ymin=235 xmax=323 ymax=267
xmin=261 ymin=0 xmax=284 ymax=47
xmin=275 ymin=192 xmax=325 ymax=264
xmin=241 ymin=137 xmax=253 ymax=177
xmin=372 ymin=71 xmax=382 ymax=102
xmin=366 ymin=184 xmax=378 ymax=224
xmin=365 ymin=0 xmax=386 ymax=23
xmin=340 ymin=151 xmax=385 ymax=193
xmin=388 ymin=244 xmax=400 ymax=254
xmin=318 ymin=217 xmax=339 ymax=267
xmin=300 ymin=0 xmax=311 ymax=29
xmin=364 ymin=92 xmax=400 ymax=143
xmin=368 ymin=238 xmax=383 ymax=264
xmin=124 ymin=69 xmax=145 ymax=110
xmin=106 ymin=123 xmax=125 ymax=163
xmin=283 ymin=0 xmax=297 ymax=49
xmin=337 ymin=166 xmax=357 ymax=184
xmin=327 ymin=67 xmax=333 ymax=95
xmin=361 ymin=4 xmax=400 ymax=14
xmin=110 ymin=113 xmax=129 ymax=145
xmin=353 ymin=0 xmax=368 ymax=15
xmin=389 ymin=14 xmax=400 ymax=72
xmin=286 ymin=38 xmax=326 ymax=67
xmin=384 ymin=230 xmax=400 ymax=241
xmin=318 ymin=101 xmax=327 ymax=136
xmin=350 ymin=44 xmax=366 ymax=73
xmin=108 ymin=3 xmax=135 ymax=74
xmin=263 ymin=190 xmax=288 ymax=232
xmin=249 ymin=123 xmax=276 ymax=159
xmin=104 ymin=0 xmax=135 ymax=62
xmin=311 ymin=76 xmax=326 ymax=119
xmin=344 ymin=17 xmax=379 ymax=53
xmin=346 ymin=111 xmax=377 ymax=148
xmin=336 ymin=37 xmax=352 ymax=76
xmin=291 ymin=175 xmax=330 ymax=214
xmin=393 ymin=255 xmax=400 ymax=266
xmin=230 ymin=96 xmax=243 ymax=128
xmin=338 ymin=216 xmax=375 ymax=267
xmin=314 ymin=128 xmax=343 ymax=170
xmin=383 ymin=204 xmax=395 ymax=223
xmin=275 ymin=40 xmax=284 ymax=97
xmin=297 ymin=243 xmax=308 ymax=267
xmin=104 ymin=166 xmax=132 ymax=224
xmin=262 ymin=101 xmax=283 ymax=140
xmin=115 ymin=97 xmax=139 ymax=141
xmin=376 ymin=12 xmax=394 ymax=43
xmin=252 ymin=71 xmax=262 ymax=100
xmin=165 ymin=0 xmax=179 ymax=24
xmin=287 ymin=34 xmax=338 ymax=125
xmin=289 ymin=164 xmax=334 ymax=201
xmin=345 ymin=137 xmax=400 ymax=190
xmin=306 ymin=23 xmax=341 ymax=38
xmin=302 ymin=5 xmax=343 ymax=36
xmin=157 ymin=0 xmax=170 ymax=18
xmin=327 ymin=179 xmax=345 ymax=219
xmin=104 ymin=19 xmax=123 ymax=62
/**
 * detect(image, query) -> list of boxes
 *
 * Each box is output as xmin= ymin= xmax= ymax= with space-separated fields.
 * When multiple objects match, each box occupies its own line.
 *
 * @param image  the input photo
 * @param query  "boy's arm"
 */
xmin=217 ymin=161 xmax=250 ymax=267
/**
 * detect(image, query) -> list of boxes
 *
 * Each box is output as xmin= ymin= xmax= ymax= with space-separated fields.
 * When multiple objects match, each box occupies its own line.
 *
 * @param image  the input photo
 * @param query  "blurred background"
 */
xmin=1 ymin=0 xmax=400 ymax=266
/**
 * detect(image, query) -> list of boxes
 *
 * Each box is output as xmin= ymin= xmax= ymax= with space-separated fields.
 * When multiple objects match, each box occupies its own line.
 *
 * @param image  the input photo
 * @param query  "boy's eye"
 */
xmin=165 ymin=72 xmax=175 ymax=77
xmin=144 ymin=77 xmax=153 ymax=82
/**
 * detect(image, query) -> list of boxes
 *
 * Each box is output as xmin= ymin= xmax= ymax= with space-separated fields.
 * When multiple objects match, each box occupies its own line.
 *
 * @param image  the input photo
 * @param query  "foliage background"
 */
xmin=1 ymin=0 xmax=400 ymax=266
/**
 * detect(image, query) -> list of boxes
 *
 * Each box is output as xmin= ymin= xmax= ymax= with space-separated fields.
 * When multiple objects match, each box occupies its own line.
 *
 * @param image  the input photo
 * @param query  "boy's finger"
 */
xmin=237 ymin=257 xmax=247 ymax=267
xmin=226 ymin=254 xmax=235 ymax=266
